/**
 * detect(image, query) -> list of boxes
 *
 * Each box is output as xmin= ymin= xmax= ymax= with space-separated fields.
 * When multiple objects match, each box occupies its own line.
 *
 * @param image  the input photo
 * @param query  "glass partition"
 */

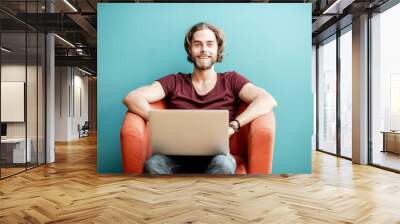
xmin=1 ymin=30 xmax=28 ymax=177
xmin=0 ymin=1 xmax=46 ymax=179
xmin=317 ymin=36 xmax=337 ymax=155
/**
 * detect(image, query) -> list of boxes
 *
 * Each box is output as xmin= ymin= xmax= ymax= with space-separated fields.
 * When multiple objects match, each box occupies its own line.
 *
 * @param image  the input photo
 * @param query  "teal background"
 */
xmin=98 ymin=3 xmax=312 ymax=174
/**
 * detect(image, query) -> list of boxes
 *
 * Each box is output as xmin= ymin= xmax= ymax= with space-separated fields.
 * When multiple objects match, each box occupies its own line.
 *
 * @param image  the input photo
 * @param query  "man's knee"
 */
xmin=144 ymin=154 xmax=173 ymax=174
xmin=206 ymin=154 xmax=236 ymax=174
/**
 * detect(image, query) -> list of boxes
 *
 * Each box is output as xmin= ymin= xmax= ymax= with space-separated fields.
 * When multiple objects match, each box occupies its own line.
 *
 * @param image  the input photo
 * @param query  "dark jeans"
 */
xmin=144 ymin=153 xmax=237 ymax=174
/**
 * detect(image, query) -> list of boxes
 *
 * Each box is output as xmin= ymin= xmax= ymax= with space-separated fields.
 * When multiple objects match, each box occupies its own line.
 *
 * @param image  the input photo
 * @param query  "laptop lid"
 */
xmin=149 ymin=110 xmax=229 ymax=156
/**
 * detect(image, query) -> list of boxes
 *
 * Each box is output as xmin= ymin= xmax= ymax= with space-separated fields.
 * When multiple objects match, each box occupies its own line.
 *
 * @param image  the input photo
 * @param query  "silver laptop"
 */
xmin=149 ymin=109 xmax=229 ymax=156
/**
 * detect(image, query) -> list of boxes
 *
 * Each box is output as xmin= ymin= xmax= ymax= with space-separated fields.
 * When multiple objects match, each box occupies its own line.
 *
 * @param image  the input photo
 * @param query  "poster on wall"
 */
xmin=1 ymin=81 xmax=25 ymax=122
xmin=97 ymin=3 xmax=312 ymax=175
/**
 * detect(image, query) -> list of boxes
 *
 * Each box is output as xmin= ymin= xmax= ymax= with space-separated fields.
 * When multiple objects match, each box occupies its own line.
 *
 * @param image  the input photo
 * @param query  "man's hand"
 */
xmin=228 ymin=126 xmax=235 ymax=138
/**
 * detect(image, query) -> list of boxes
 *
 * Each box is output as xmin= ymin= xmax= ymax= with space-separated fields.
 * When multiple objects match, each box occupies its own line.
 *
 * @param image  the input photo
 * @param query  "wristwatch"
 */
xmin=229 ymin=119 xmax=240 ymax=133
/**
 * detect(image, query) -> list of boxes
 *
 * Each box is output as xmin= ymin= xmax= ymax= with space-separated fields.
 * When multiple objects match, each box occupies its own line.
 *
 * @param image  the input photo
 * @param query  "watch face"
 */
xmin=229 ymin=124 xmax=239 ymax=133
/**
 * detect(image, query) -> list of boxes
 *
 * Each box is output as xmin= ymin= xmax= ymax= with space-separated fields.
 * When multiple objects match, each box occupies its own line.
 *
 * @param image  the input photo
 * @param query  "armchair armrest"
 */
xmin=120 ymin=112 xmax=150 ymax=174
xmin=247 ymin=111 xmax=276 ymax=174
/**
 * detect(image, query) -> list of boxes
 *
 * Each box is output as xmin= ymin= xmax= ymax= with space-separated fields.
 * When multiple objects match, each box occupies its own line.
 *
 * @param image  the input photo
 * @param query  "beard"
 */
xmin=193 ymin=56 xmax=217 ymax=70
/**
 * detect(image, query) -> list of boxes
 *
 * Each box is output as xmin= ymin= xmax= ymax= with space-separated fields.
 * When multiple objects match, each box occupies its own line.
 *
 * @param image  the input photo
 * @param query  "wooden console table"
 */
xmin=381 ymin=131 xmax=400 ymax=154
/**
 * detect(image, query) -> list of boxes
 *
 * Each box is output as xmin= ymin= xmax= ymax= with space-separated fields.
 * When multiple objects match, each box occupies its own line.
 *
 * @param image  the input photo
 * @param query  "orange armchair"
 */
xmin=120 ymin=101 xmax=275 ymax=174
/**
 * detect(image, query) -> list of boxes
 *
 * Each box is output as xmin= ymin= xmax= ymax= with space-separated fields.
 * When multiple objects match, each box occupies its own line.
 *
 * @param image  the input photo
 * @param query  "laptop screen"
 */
xmin=1 ymin=123 xmax=7 ymax=137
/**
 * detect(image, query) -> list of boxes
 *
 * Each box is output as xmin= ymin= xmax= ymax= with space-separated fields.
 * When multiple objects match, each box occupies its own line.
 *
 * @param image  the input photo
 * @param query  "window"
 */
xmin=371 ymin=2 xmax=400 ymax=171
xmin=317 ymin=36 xmax=337 ymax=154
xmin=340 ymin=28 xmax=352 ymax=158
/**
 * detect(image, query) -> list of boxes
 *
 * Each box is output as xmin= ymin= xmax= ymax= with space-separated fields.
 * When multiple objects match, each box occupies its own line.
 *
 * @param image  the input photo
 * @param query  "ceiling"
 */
xmin=0 ymin=0 xmax=392 ymax=75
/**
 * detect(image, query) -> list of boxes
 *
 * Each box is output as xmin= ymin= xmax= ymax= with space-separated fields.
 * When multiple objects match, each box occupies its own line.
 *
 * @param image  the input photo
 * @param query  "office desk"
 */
xmin=1 ymin=138 xmax=32 ymax=163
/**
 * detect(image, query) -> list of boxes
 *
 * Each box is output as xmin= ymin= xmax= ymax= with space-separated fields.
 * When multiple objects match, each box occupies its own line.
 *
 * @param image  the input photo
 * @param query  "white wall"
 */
xmin=55 ymin=67 xmax=89 ymax=141
xmin=55 ymin=66 xmax=69 ymax=141
xmin=71 ymin=72 xmax=89 ymax=138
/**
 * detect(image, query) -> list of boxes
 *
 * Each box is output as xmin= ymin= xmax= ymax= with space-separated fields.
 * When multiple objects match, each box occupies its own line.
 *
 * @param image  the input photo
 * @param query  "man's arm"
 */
xmin=233 ymin=83 xmax=277 ymax=129
xmin=122 ymin=81 xmax=166 ymax=121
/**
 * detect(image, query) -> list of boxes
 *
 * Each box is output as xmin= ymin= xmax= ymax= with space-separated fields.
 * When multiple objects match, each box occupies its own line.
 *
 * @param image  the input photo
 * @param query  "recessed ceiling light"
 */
xmin=1 ymin=47 xmax=11 ymax=53
xmin=78 ymin=67 xmax=93 ymax=76
xmin=322 ymin=0 xmax=354 ymax=15
xmin=63 ymin=0 xmax=78 ymax=12
xmin=54 ymin=34 xmax=75 ymax=48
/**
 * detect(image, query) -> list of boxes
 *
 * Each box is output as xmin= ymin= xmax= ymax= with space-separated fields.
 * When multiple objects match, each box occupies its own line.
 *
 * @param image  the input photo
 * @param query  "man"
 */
xmin=123 ymin=22 xmax=277 ymax=174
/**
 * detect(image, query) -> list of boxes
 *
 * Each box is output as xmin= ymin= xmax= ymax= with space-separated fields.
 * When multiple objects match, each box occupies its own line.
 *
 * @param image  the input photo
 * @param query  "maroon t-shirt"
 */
xmin=156 ymin=71 xmax=250 ymax=121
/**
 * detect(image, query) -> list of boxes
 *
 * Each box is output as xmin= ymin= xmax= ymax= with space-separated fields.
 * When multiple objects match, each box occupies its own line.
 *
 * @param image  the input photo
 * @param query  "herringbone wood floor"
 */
xmin=1 ymin=134 xmax=400 ymax=224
